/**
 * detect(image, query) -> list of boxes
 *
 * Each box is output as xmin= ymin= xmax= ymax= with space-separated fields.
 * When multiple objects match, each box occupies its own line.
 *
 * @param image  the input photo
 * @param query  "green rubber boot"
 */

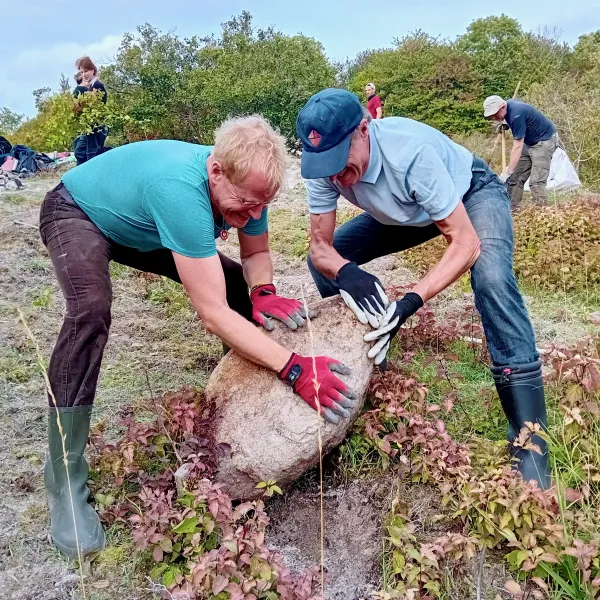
xmin=491 ymin=361 xmax=551 ymax=490
xmin=44 ymin=406 xmax=105 ymax=558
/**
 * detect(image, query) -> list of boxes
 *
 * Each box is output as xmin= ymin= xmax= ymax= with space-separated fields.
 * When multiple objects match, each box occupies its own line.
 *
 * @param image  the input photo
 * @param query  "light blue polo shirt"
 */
xmin=62 ymin=140 xmax=267 ymax=258
xmin=305 ymin=117 xmax=474 ymax=226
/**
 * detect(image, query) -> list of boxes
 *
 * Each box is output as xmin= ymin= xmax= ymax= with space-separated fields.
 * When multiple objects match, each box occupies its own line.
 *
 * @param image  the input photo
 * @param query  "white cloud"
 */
xmin=0 ymin=34 xmax=123 ymax=117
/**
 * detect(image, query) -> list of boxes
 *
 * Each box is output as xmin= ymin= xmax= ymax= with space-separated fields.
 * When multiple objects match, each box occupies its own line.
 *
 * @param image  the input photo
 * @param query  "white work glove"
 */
xmin=363 ymin=292 xmax=424 ymax=366
xmin=499 ymin=168 xmax=512 ymax=183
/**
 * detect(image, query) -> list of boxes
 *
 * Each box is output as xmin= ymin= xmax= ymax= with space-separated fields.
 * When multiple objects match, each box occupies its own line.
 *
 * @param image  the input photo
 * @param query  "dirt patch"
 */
xmin=266 ymin=476 xmax=396 ymax=600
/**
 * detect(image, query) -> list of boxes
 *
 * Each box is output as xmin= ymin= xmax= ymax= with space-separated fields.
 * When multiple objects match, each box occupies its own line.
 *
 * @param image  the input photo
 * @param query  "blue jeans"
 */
xmin=307 ymin=159 xmax=539 ymax=368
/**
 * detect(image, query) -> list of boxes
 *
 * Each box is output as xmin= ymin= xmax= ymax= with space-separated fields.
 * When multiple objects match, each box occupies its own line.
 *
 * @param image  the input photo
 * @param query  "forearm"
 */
xmin=204 ymin=304 xmax=290 ymax=371
xmin=242 ymin=250 xmax=273 ymax=288
xmin=310 ymin=240 xmax=349 ymax=280
xmin=508 ymin=142 xmax=524 ymax=173
xmin=412 ymin=237 xmax=480 ymax=303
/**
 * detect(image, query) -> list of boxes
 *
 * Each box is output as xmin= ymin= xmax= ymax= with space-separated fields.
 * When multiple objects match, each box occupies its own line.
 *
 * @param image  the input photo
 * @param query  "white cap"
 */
xmin=366 ymin=82 xmax=376 ymax=91
xmin=483 ymin=95 xmax=506 ymax=117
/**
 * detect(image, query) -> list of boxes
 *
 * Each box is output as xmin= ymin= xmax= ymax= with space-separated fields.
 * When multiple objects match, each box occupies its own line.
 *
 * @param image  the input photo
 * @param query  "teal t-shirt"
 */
xmin=61 ymin=140 xmax=268 ymax=258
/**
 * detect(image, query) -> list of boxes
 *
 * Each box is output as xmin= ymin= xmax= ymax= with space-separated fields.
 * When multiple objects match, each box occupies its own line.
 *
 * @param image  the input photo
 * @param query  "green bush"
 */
xmin=100 ymin=14 xmax=335 ymax=146
xmin=401 ymin=199 xmax=600 ymax=299
xmin=348 ymin=31 xmax=486 ymax=135
xmin=12 ymin=90 xmax=112 ymax=152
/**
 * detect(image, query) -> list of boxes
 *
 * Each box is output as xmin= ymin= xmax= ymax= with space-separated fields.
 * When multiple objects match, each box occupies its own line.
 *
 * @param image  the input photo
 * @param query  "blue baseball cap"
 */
xmin=296 ymin=88 xmax=364 ymax=179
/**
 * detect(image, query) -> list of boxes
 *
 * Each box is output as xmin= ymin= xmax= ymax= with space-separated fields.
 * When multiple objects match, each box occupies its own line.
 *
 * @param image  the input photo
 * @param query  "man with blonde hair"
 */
xmin=39 ymin=115 xmax=355 ymax=558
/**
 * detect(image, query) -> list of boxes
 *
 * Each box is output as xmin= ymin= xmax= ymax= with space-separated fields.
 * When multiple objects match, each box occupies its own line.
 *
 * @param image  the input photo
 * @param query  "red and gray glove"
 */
xmin=251 ymin=284 xmax=315 ymax=331
xmin=279 ymin=353 xmax=357 ymax=424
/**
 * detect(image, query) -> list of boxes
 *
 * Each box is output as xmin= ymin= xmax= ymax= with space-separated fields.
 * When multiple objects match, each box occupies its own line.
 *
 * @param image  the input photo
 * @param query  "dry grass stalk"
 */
xmin=17 ymin=309 xmax=88 ymax=599
xmin=299 ymin=285 xmax=326 ymax=597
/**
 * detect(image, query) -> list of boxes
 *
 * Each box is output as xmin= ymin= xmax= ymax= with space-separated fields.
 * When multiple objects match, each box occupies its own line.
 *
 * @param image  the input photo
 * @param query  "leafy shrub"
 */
xmin=348 ymin=31 xmax=486 ymax=135
xmin=12 ymin=89 xmax=112 ymax=152
xmin=400 ymin=198 xmax=600 ymax=299
xmin=512 ymin=200 xmax=600 ymax=296
xmin=89 ymin=388 xmax=322 ymax=599
xmin=350 ymin=301 xmax=600 ymax=597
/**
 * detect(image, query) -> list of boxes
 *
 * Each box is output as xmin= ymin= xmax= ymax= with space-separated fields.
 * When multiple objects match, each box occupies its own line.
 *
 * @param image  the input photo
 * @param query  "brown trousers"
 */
xmin=39 ymin=183 xmax=252 ymax=408
xmin=507 ymin=136 xmax=558 ymax=208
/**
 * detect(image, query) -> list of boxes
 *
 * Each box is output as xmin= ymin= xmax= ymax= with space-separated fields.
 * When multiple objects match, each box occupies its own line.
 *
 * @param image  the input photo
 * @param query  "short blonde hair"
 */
xmin=213 ymin=115 xmax=288 ymax=196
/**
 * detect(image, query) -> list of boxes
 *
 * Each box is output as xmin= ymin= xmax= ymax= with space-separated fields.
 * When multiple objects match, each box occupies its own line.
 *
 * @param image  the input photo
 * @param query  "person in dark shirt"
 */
xmin=484 ymin=96 xmax=557 ymax=208
xmin=73 ymin=56 xmax=108 ymax=165
xmin=365 ymin=83 xmax=383 ymax=120
xmin=73 ymin=71 xmax=88 ymax=97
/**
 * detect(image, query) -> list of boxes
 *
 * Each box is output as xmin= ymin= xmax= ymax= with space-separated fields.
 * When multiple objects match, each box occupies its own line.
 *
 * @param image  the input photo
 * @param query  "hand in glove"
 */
xmin=279 ymin=353 xmax=357 ymax=424
xmin=499 ymin=168 xmax=512 ymax=183
xmin=495 ymin=122 xmax=510 ymax=134
xmin=336 ymin=262 xmax=389 ymax=328
xmin=251 ymin=284 xmax=314 ymax=331
xmin=363 ymin=292 xmax=424 ymax=366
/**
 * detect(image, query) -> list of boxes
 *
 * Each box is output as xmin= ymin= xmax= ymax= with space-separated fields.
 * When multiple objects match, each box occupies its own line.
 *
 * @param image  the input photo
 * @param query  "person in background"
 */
xmin=365 ymin=83 xmax=383 ymax=120
xmin=72 ymin=56 xmax=108 ymax=165
xmin=483 ymin=95 xmax=557 ymax=209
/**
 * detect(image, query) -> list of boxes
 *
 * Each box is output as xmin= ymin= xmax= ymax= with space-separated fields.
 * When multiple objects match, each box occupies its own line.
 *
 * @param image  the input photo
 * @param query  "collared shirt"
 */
xmin=62 ymin=140 xmax=267 ymax=258
xmin=305 ymin=117 xmax=474 ymax=226
xmin=367 ymin=94 xmax=382 ymax=119
xmin=505 ymin=100 xmax=555 ymax=146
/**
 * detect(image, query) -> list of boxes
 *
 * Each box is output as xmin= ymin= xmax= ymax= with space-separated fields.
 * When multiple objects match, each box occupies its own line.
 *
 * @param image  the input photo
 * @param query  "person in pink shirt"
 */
xmin=365 ymin=83 xmax=382 ymax=119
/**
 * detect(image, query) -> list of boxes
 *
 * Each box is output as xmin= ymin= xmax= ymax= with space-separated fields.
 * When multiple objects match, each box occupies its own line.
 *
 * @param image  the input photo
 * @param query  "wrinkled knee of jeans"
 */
xmin=472 ymin=264 xmax=515 ymax=298
xmin=67 ymin=299 xmax=112 ymax=331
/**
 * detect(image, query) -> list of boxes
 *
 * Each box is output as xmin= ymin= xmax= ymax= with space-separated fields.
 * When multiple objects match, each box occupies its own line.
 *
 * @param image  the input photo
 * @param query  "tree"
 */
xmin=59 ymin=73 xmax=71 ymax=94
xmin=102 ymin=14 xmax=336 ymax=145
xmin=457 ymin=16 xmax=571 ymax=98
xmin=33 ymin=87 xmax=52 ymax=110
xmin=349 ymin=32 xmax=485 ymax=134
xmin=457 ymin=15 xmax=527 ymax=98
xmin=0 ymin=107 xmax=25 ymax=136
xmin=572 ymin=31 xmax=600 ymax=84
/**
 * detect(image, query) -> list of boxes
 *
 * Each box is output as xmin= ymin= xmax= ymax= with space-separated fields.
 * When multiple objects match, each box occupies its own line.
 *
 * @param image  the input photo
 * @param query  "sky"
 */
xmin=1 ymin=0 xmax=599 ymax=117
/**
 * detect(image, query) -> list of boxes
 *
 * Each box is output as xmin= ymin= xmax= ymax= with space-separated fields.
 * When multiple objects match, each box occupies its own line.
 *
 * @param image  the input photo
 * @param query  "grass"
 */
xmin=401 ymin=340 xmax=505 ymax=442
xmin=0 ymin=347 xmax=38 ymax=383
xmin=31 ymin=285 xmax=54 ymax=309
xmin=267 ymin=208 xmax=310 ymax=258
xmin=24 ymin=257 xmax=51 ymax=273
xmin=145 ymin=276 xmax=194 ymax=318
xmin=0 ymin=193 xmax=29 ymax=205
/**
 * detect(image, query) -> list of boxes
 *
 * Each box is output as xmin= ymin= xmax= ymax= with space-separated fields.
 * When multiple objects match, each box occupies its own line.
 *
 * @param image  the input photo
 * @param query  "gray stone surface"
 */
xmin=206 ymin=296 xmax=373 ymax=500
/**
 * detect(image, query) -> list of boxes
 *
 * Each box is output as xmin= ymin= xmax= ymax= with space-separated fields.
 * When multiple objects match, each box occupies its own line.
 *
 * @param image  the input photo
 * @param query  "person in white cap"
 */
xmin=365 ymin=83 xmax=383 ymax=120
xmin=483 ymin=95 xmax=557 ymax=208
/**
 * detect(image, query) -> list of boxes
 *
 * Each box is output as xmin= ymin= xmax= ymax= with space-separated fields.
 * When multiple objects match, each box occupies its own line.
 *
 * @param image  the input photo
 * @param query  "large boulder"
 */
xmin=206 ymin=296 xmax=373 ymax=500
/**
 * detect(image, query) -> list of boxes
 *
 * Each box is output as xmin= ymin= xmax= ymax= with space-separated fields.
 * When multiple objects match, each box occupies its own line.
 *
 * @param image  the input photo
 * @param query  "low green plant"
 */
xmin=0 ymin=349 xmax=37 ymax=383
xmin=31 ymin=286 xmax=54 ymax=309
xmin=380 ymin=504 xmax=478 ymax=599
xmin=255 ymin=479 xmax=283 ymax=498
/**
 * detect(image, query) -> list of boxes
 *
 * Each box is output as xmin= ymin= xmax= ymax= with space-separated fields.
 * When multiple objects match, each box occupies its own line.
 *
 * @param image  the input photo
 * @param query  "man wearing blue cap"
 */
xmin=296 ymin=88 xmax=550 ymax=490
